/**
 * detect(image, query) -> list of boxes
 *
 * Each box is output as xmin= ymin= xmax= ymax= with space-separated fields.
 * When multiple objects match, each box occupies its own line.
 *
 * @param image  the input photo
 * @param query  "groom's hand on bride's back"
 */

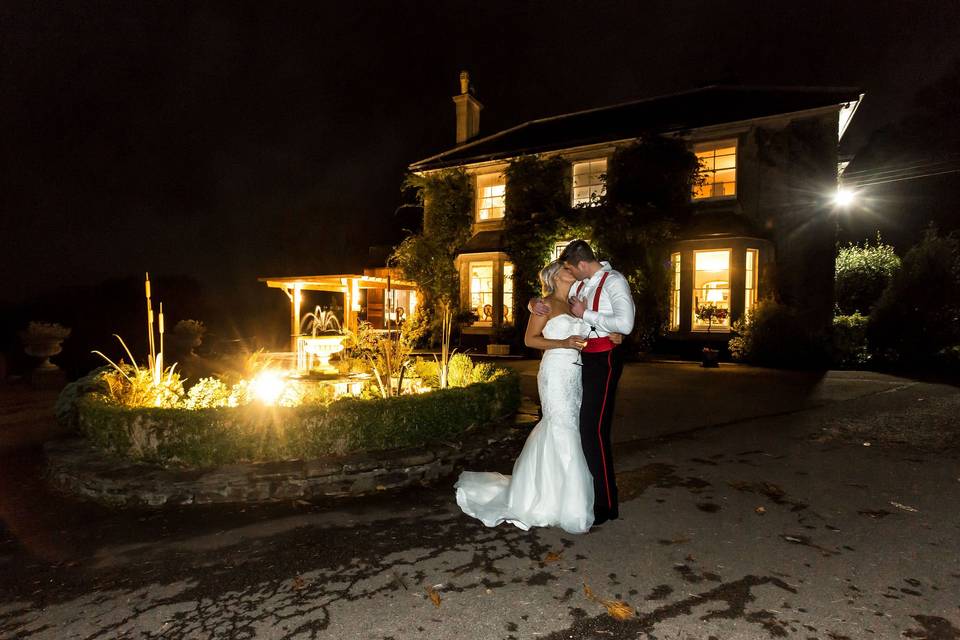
xmin=609 ymin=333 xmax=624 ymax=345
xmin=527 ymin=297 xmax=551 ymax=317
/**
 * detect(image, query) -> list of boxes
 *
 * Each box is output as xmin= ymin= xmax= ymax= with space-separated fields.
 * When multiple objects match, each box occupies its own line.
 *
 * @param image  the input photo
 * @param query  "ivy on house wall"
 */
xmin=592 ymin=136 xmax=701 ymax=350
xmin=396 ymin=136 xmax=700 ymax=352
xmin=503 ymin=155 xmax=588 ymax=343
xmin=390 ymin=169 xmax=473 ymax=344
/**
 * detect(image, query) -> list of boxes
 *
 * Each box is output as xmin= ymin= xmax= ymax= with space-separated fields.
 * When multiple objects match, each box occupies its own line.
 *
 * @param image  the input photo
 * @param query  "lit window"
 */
xmin=669 ymin=252 xmax=681 ymax=331
xmin=476 ymin=173 xmax=505 ymax=221
xmin=745 ymin=249 xmax=758 ymax=316
xmin=469 ymin=261 xmax=495 ymax=325
xmin=693 ymin=249 xmax=731 ymax=331
xmin=572 ymin=158 xmax=607 ymax=206
xmin=503 ymin=263 xmax=514 ymax=325
xmin=554 ymin=238 xmax=592 ymax=261
xmin=693 ymin=140 xmax=736 ymax=200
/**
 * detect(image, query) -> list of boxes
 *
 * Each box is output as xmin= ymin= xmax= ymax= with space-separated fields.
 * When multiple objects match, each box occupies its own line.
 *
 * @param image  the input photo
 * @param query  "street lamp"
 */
xmin=833 ymin=187 xmax=856 ymax=208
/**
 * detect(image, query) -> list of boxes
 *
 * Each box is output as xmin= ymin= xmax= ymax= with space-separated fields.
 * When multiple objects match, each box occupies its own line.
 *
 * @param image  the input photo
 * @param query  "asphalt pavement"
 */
xmin=0 ymin=363 xmax=958 ymax=639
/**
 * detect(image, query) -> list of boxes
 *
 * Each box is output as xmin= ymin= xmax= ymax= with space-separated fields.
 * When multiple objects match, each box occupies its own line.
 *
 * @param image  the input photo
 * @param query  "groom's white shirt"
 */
xmin=576 ymin=261 xmax=635 ymax=337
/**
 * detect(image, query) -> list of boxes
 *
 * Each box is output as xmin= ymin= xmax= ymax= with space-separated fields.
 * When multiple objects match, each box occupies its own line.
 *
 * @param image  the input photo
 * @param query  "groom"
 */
xmin=532 ymin=240 xmax=635 ymax=524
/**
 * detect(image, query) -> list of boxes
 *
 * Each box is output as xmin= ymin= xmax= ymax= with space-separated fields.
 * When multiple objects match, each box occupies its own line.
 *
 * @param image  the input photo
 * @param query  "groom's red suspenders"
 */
xmin=580 ymin=272 xmax=614 ymax=353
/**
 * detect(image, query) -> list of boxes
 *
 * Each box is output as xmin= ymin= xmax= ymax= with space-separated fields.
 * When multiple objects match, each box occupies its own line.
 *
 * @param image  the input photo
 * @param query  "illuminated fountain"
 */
xmin=297 ymin=307 xmax=346 ymax=374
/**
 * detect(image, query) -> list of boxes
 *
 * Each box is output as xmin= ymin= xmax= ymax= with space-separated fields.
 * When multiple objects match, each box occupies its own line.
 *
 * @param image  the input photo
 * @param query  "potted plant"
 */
xmin=695 ymin=303 xmax=728 ymax=368
xmin=487 ymin=324 xmax=515 ymax=356
xmin=20 ymin=321 xmax=71 ymax=370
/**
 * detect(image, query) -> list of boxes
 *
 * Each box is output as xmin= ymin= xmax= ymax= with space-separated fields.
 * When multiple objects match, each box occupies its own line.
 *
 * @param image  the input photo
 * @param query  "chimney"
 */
xmin=452 ymin=70 xmax=483 ymax=144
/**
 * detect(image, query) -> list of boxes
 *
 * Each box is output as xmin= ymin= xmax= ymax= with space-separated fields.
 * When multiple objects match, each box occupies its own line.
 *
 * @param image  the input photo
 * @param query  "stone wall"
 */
xmin=46 ymin=409 xmax=537 ymax=508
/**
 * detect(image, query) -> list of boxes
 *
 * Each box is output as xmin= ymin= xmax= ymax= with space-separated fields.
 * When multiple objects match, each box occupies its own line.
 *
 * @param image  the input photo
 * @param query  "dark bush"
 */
xmin=832 ymin=313 xmax=871 ymax=368
xmin=69 ymin=368 xmax=521 ymax=468
xmin=728 ymin=299 xmax=828 ymax=368
xmin=867 ymin=228 xmax=960 ymax=366
xmin=835 ymin=235 xmax=901 ymax=315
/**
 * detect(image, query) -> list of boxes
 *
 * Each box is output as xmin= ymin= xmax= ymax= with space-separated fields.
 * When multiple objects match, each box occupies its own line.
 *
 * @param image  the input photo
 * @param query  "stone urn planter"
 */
xmin=20 ymin=321 xmax=70 ymax=371
xmin=486 ymin=343 xmax=510 ymax=356
xmin=701 ymin=347 xmax=720 ymax=368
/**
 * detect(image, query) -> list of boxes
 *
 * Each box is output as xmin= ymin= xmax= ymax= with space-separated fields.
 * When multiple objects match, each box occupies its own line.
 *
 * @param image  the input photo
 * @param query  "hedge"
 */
xmin=71 ymin=369 xmax=521 ymax=468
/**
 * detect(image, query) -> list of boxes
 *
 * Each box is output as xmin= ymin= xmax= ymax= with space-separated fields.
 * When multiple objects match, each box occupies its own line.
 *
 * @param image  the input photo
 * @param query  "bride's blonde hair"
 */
xmin=539 ymin=261 xmax=564 ymax=297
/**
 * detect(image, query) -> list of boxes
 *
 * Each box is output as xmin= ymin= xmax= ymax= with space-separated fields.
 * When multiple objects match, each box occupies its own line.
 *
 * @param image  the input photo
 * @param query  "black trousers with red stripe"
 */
xmin=579 ymin=346 xmax=624 ymax=524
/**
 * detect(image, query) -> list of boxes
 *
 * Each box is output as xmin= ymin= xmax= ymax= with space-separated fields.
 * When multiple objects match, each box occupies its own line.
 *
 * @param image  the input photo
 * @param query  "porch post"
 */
xmin=291 ymin=284 xmax=302 ymax=353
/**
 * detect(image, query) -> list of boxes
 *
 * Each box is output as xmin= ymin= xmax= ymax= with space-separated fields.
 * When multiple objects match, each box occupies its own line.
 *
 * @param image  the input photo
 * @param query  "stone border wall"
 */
xmin=46 ymin=405 xmax=539 ymax=507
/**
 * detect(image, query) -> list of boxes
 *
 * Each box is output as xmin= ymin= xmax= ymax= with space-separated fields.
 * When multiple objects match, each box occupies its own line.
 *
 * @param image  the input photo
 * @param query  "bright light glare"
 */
xmin=833 ymin=188 xmax=855 ymax=207
xmin=250 ymin=370 xmax=286 ymax=405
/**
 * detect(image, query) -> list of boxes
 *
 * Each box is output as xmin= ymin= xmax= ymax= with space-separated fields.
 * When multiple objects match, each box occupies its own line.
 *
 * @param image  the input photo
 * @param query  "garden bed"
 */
xmin=69 ymin=370 xmax=521 ymax=468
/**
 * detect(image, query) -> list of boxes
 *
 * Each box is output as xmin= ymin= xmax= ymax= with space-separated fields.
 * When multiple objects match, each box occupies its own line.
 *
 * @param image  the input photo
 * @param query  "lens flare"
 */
xmin=250 ymin=370 xmax=286 ymax=405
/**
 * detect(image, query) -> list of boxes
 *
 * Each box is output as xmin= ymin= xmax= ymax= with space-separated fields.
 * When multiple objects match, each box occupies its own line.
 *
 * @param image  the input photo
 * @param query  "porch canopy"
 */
xmin=259 ymin=273 xmax=417 ymax=351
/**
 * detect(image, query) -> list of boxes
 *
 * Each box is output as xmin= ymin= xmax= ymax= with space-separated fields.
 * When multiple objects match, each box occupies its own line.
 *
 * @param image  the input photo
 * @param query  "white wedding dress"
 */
xmin=455 ymin=314 xmax=595 ymax=534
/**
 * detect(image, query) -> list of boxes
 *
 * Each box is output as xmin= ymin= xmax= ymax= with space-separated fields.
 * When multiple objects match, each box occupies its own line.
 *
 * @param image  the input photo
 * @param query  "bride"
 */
xmin=455 ymin=261 xmax=595 ymax=534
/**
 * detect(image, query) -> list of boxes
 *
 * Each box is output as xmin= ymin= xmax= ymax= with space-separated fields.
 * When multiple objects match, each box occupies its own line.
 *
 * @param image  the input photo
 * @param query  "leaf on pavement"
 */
xmin=426 ymin=585 xmax=442 ymax=607
xmin=889 ymin=501 xmax=918 ymax=513
xmin=603 ymin=599 xmax=635 ymax=621
xmin=292 ymin=575 xmax=306 ymax=590
xmin=544 ymin=551 xmax=563 ymax=564
xmin=583 ymin=581 xmax=635 ymax=621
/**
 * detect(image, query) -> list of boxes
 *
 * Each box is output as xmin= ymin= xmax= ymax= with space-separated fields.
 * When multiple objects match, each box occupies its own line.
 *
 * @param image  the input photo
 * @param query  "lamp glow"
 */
xmin=833 ymin=188 xmax=855 ymax=207
xmin=250 ymin=370 xmax=286 ymax=405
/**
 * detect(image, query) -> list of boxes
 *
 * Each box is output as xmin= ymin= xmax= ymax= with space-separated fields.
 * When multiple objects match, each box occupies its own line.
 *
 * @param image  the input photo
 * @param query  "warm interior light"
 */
xmin=833 ymin=188 xmax=855 ymax=207
xmin=250 ymin=370 xmax=286 ymax=405
xmin=695 ymin=250 xmax=729 ymax=272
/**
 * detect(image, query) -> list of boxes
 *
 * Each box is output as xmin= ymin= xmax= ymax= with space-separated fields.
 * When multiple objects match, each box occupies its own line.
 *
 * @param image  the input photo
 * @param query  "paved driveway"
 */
xmin=1 ymin=366 xmax=958 ymax=639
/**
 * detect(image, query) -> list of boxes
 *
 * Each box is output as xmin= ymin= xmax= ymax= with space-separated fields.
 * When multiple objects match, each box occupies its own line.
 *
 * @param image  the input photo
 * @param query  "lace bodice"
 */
xmin=538 ymin=314 xmax=588 ymax=427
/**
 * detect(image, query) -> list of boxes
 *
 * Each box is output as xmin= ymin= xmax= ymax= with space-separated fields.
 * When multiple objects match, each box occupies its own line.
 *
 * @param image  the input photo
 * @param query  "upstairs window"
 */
xmin=572 ymin=158 xmax=607 ymax=206
xmin=693 ymin=140 xmax=737 ymax=200
xmin=476 ymin=173 xmax=506 ymax=221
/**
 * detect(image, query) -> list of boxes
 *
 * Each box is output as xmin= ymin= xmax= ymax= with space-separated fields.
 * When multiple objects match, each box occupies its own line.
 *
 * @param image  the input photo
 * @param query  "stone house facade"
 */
xmin=410 ymin=73 xmax=862 ymax=345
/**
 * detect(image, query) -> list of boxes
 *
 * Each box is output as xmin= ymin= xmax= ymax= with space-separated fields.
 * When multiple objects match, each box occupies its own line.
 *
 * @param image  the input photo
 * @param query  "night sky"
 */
xmin=3 ymin=0 xmax=960 ymax=308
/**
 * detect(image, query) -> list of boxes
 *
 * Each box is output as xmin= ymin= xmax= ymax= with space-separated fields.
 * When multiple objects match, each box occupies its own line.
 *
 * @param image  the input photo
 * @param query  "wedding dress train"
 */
xmin=455 ymin=314 xmax=594 ymax=534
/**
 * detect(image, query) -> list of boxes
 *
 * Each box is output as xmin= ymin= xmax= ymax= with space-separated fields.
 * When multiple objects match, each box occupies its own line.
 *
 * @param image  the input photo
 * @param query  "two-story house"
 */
xmin=409 ymin=73 xmax=862 ymax=346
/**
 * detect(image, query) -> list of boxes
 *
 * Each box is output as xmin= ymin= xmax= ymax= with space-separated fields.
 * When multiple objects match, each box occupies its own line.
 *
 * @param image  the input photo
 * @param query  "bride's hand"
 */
xmin=562 ymin=335 xmax=588 ymax=350
xmin=609 ymin=332 xmax=624 ymax=345
xmin=528 ymin=297 xmax=551 ymax=316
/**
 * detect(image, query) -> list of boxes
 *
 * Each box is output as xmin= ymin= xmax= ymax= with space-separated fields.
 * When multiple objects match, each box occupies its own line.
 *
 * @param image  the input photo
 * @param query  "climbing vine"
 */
xmin=502 ymin=136 xmax=700 ymax=351
xmin=397 ymin=136 xmax=700 ymax=352
xmin=390 ymin=168 xmax=473 ymax=344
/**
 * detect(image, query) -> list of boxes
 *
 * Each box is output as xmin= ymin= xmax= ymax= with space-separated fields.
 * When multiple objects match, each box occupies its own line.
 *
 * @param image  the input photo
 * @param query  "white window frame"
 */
xmin=475 ymin=172 xmax=506 ymax=221
xmin=692 ymin=140 xmax=737 ymax=201
xmin=572 ymin=158 xmax=607 ymax=206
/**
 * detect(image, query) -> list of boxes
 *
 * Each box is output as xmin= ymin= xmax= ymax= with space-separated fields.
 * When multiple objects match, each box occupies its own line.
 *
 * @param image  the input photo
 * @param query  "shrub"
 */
xmin=835 ymin=235 xmax=901 ymax=315
xmin=471 ymin=361 xmax=498 ymax=383
xmin=55 ymin=366 xmax=110 ymax=431
xmin=98 ymin=363 xmax=185 ymax=408
xmin=410 ymin=357 xmax=440 ymax=388
xmin=728 ymin=299 xmax=828 ymax=368
xmin=70 ymin=368 xmax=521 ymax=467
xmin=185 ymin=377 xmax=231 ymax=409
xmin=867 ymin=227 xmax=960 ymax=365
xmin=832 ymin=313 xmax=871 ymax=368
xmin=447 ymin=353 xmax=474 ymax=388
